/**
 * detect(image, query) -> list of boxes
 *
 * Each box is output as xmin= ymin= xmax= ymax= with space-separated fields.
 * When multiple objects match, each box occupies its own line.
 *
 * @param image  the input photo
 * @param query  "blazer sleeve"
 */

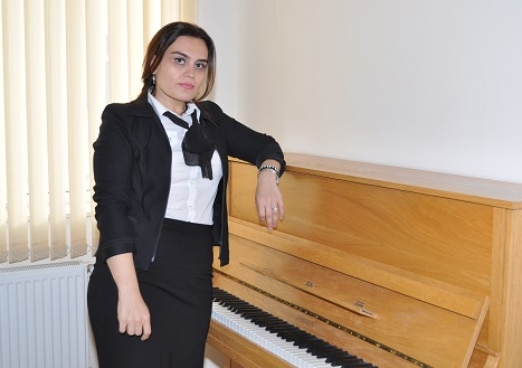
xmin=200 ymin=101 xmax=286 ymax=174
xmin=92 ymin=104 xmax=136 ymax=260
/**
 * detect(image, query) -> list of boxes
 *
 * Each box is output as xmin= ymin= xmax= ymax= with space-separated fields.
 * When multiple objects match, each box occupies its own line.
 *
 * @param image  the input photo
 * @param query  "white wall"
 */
xmin=195 ymin=0 xmax=238 ymax=115
xmin=197 ymin=0 xmax=522 ymax=183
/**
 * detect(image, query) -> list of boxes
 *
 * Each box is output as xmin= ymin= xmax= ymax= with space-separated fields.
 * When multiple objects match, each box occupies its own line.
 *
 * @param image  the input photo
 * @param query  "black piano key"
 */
xmin=276 ymin=331 xmax=300 ymax=341
xmin=308 ymin=346 xmax=342 ymax=360
xmin=271 ymin=324 xmax=299 ymax=335
xmin=295 ymin=336 xmax=322 ymax=349
xmin=307 ymin=340 xmax=340 ymax=356
xmin=213 ymin=287 xmax=378 ymax=368
xmin=277 ymin=328 xmax=304 ymax=339
xmin=340 ymin=362 xmax=374 ymax=368
xmin=329 ymin=355 xmax=370 ymax=368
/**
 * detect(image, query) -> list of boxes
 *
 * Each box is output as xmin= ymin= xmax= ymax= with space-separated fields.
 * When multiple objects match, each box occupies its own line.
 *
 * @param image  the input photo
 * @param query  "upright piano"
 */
xmin=207 ymin=153 xmax=522 ymax=368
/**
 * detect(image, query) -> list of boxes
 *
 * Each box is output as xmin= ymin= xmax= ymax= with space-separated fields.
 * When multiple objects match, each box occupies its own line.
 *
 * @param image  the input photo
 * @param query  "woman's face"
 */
xmin=153 ymin=35 xmax=209 ymax=114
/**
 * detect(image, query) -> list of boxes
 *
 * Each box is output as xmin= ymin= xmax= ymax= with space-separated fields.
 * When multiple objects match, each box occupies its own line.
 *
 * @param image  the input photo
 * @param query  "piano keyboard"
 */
xmin=212 ymin=287 xmax=377 ymax=368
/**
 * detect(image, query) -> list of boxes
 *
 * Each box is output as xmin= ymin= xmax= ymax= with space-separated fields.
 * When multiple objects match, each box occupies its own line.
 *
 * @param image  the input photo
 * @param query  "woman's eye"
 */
xmin=195 ymin=62 xmax=208 ymax=70
xmin=174 ymin=57 xmax=185 ymax=65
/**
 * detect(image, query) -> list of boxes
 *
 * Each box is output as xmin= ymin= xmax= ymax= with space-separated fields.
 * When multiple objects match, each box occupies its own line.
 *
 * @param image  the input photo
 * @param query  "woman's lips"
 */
xmin=179 ymin=83 xmax=194 ymax=90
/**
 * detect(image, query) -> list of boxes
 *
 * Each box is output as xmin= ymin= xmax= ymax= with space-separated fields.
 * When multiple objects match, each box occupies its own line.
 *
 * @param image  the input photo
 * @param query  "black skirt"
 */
xmin=88 ymin=219 xmax=214 ymax=368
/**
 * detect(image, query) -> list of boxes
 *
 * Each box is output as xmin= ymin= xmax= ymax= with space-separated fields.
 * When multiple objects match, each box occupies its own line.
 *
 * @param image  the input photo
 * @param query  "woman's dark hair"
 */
xmin=136 ymin=21 xmax=216 ymax=101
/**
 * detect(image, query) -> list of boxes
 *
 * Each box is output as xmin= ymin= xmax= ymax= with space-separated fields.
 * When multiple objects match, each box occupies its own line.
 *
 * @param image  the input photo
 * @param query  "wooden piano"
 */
xmin=207 ymin=153 xmax=522 ymax=368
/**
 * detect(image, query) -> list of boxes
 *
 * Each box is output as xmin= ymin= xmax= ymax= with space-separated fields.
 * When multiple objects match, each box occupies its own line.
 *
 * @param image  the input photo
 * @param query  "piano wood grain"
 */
xmin=208 ymin=154 xmax=522 ymax=368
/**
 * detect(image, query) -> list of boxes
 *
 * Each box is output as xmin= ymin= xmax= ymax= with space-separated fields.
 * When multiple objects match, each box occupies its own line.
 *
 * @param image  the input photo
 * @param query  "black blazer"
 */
xmin=92 ymin=96 xmax=285 ymax=270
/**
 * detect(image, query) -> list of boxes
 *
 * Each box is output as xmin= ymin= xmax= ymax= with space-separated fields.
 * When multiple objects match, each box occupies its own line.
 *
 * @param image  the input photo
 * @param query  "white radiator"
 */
xmin=0 ymin=261 xmax=89 ymax=368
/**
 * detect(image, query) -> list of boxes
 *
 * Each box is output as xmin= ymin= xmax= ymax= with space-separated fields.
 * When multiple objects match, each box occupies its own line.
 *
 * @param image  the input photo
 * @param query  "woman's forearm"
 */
xmin=106 ymin=253 xmax=140 ymax=294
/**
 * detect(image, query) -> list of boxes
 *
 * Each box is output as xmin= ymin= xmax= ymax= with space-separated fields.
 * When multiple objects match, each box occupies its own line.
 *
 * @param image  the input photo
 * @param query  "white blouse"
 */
xmin=148 ymin=93 xmax=223 ymax=225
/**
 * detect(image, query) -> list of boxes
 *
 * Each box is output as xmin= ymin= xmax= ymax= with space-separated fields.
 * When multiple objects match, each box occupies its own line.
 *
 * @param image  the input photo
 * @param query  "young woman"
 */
xmin=87 ymin=21 xmax=285 ymax=368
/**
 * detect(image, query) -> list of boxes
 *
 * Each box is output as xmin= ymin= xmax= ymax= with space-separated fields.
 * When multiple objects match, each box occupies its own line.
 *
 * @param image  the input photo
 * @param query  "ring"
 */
xmin=272 ymin=207 xmax=279 ymax=212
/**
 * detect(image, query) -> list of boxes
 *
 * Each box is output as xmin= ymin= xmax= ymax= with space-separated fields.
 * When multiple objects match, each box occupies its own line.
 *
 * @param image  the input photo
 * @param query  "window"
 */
xmin=0 ymin=0 xmax=189 ymax=265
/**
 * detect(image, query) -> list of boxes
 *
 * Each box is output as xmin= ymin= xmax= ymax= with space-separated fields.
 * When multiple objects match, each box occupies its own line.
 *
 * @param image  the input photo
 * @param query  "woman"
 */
xmin=87 ymin=21 xmax=285 ymax=368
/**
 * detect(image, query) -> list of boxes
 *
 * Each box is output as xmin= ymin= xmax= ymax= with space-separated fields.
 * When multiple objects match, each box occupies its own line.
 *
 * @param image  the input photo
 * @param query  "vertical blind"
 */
xmin=0 ymin=0 xmax=190 ymax=265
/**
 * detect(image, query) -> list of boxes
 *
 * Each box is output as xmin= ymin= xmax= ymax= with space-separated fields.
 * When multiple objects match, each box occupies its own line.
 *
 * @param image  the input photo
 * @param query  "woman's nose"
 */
xmin=184 ymin=65 xmax=195 ymax=77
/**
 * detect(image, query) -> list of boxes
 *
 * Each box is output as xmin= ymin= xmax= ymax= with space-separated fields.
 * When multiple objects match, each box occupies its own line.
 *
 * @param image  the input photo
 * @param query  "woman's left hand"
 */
xmin=255 ymin=168 xmax=284 ymax=231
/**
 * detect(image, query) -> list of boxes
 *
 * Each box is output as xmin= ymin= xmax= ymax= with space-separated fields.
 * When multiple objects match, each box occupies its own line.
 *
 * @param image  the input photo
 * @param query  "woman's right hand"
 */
xmin=107 ymin=253 xmax=152 ymax=341
xmin=117 ymin=288 xmax=151 ymax=341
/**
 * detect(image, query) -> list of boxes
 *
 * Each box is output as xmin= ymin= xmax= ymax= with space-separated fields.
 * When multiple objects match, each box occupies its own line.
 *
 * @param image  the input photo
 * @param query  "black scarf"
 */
xmin=163 ymin=110 xmax=215 ymax=179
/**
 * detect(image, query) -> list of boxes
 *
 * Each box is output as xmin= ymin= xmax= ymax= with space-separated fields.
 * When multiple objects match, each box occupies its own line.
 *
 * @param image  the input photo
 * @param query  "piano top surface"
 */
xmin=282 ymin=153 xmax=522 ymax=209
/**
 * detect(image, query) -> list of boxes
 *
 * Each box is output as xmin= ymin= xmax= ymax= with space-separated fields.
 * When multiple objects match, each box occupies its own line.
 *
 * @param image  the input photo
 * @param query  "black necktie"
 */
xmin=163 ymin=110 xmax=189 ymax=129
xmin=163 ymin=110 xmax=215 ymax=179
